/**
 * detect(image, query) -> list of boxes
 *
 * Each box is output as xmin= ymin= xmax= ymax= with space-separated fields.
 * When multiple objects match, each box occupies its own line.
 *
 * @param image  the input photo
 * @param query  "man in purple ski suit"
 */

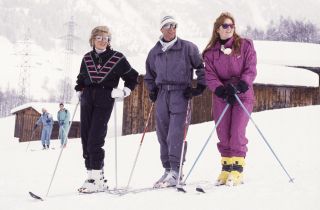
xmin=203 ymin=12 xmax=257 ymax=186
xmin=145 ymin=15 xmax=206 ymax=188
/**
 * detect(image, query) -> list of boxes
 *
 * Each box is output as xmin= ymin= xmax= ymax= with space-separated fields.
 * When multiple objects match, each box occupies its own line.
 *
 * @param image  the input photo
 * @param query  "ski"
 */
xmin=29 ymin=191 xmax=44 ymax=201
xmin=195 ymin=186 xmax=206 ymax=193
xmin=30 ymin=147 xmax=56 ymax=152
xmin=114 ymin=186 xmax=176 ymax=196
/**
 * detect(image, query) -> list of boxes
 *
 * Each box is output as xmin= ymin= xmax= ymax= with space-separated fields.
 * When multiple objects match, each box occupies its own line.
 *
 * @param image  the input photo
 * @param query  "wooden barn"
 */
xmin=11 ymin=102 xmax=80 ymax=142
xmin=122 ymin=68 xmax=320 ymax=135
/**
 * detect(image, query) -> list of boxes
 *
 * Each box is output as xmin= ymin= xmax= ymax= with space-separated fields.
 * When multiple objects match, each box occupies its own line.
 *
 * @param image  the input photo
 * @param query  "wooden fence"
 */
xmin=122 ymin=75 xmax=320 ymax=135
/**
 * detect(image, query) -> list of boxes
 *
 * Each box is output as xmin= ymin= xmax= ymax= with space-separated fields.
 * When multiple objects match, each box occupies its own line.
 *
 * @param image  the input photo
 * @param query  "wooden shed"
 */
xmin=122 ymin=73 xmax=320 ymax=135
xmin=11 ymin=102 xmax=80 ymax=142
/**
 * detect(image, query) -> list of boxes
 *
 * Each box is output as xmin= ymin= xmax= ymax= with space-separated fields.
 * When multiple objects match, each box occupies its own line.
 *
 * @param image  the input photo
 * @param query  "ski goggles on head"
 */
xmin=221 ymin=23 xmax=235 ymax=29
xmin=95 ymin=35 xmax=109 ymax=42
xmin=162 ymin=23 xmax=178 ymax=29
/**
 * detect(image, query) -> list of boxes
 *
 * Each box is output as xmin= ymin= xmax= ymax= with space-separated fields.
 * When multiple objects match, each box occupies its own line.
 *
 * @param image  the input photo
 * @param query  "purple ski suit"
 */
xmin=145 ymin=38 xmax=206 ymax=171
xmin=203 ymin=37 xmax=257 ymax=157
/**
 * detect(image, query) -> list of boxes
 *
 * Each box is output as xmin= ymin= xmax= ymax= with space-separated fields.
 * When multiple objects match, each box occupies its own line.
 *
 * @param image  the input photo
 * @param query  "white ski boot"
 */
xmin=78 ymin=169 xmax=108 ymax=193
xmin=153 ymin=169 xmax=170 ymax=188
xmin=158 ymin=169 xmax=182 ymax=188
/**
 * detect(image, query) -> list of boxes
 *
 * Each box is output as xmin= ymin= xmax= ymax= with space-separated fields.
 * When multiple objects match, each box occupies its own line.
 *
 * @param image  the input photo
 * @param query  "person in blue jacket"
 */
xmin=34 ymin=108 xmax=54 ymax=149
xmin=57 ymin=103 xmax=70 ymax=148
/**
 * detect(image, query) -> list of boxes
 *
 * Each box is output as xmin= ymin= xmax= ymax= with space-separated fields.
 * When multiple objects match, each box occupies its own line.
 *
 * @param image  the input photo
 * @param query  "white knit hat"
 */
xmin=160 ymin=15 xmax=177 ymax=29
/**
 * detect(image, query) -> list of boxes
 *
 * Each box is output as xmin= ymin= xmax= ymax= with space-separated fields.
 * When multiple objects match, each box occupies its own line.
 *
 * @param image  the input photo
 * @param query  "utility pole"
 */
xmin=60 ymin=16 xmax=77 ymax=103
xmin=17 ymin=28 xmax=32 ymax=105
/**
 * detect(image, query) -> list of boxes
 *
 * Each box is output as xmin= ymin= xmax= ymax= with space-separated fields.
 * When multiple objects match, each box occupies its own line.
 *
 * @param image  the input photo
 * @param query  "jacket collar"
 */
xmin=213 ymin=36 xmax=234 ymax=51
xmin=154 ymin=37 xmax=182 ymax=54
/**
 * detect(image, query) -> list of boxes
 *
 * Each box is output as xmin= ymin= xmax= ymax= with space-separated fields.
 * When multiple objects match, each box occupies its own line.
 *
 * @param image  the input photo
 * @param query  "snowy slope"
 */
xmin=0 ymin=105 xmax=319 ymax=210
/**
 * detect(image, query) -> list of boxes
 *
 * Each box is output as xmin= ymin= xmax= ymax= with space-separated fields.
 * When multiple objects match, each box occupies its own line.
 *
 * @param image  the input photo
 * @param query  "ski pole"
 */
xmin=183 ymin=103 xmax=230 ymax=184
xmin=46 ymin=100 xmax=80 ymax=196
xmin=233 ymin=94 xmax=294 ymax=183
xmin=125 ymin=102 xmax=154 ymax=190
xmin=177 ymin=100 xmax=192 ymax=192
xmin=114 ymin=100 xmax=118 ymax=189
xmin=26 ymin=128 xmax=37 ymax=152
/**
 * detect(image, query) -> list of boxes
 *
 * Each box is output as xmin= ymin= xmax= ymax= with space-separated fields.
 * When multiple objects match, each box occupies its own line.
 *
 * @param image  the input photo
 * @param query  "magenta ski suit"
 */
xmin=203 ymin=37 xmax=257 ymax=157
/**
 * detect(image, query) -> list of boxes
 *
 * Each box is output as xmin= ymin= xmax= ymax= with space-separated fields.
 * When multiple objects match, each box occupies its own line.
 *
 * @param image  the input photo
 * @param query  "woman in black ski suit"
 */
xmin=75 ymin=26 xmax=138 ymax=193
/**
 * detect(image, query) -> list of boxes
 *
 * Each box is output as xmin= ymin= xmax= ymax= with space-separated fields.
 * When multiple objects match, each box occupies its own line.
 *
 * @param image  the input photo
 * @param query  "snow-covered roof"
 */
xmin=254 ymin=40 xmax=320 ymax=67
xmin=256 ymin=64 xmax=319 ymax=87
xmin=10 ymin=102 xmax=80 ymax=121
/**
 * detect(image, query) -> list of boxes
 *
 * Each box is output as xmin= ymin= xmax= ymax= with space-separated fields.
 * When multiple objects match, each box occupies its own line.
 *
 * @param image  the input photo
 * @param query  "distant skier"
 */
xmin=144 ymin=15 xmax=206 ymax=188
xmin=203 ymin=12 xmax=257 ymax=186
xmin=75 ymin=25 xmax=138 ymax=193
xmin=57 ymin=103 xmax=70 ymax=148
xmin=34 ymin=108 xmax=53 ymax=150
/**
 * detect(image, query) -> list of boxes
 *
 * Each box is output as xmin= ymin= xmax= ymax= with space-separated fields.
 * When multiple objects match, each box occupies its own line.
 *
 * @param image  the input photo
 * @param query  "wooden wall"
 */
xmin=122 ymin=76 xmax=320 ymax=135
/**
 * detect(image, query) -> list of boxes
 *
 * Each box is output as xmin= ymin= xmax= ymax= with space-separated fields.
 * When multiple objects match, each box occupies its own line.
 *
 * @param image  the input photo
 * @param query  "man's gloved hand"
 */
xmin=214 ymin=85 xmax=227 ymax=99
xmin=33 ymin=124 xmax=38 ymax=130
xmin=149 ymin=88 xmax=158 ymax=102
xmin=59 ymin=121 xmax=64 ymax=126
xmin=183 ymin=84 xmax=206 ymax=99
xmin=236 ymin=80 xmax=249 ymax=93
xmin=46 ymin=119 xmax=51 ymax=123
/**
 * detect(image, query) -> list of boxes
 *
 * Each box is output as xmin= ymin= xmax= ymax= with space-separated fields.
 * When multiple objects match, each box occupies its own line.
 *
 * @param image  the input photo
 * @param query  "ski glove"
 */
xmin=111 ymin=87 xmax=131 ymax=99
xmin=33 ymin=124 xmax=38 ymax=130
xmin=236 ymin=80 xmax=249 ymax=93
xmin=74 ymin=84 xmax=84 ymax=92
xmin=225 ymin=84 xmax=238 ymax=105
xmin=214 ymin=85 xmax=227 ymax=99
xmin=149 ymin=88 xmax=158 ymax=102
xmin=183 ymin=84 xmax=206 ymax=99
xmin=226 ymin=95 xmax=236 ymax=105
xmin=46 ymin=119 xmax=51 ymax=123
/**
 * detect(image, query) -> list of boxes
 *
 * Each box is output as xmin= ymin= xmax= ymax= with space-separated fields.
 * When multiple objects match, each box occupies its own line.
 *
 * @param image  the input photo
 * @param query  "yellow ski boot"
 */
xmin=215 ymin=157 xmax=233 ymax=186
xmin=226 ymin=157 xmax=245 ymax=186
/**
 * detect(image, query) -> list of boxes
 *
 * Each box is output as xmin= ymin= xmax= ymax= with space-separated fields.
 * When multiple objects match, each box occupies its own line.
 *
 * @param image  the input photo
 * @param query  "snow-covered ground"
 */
xmin=0 ymin=105 xmax=319 ymax=210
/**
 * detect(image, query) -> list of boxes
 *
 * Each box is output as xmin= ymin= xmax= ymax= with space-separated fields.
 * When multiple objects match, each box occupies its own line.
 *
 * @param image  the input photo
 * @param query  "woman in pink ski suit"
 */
xmin=203 ymin=12 xmax=257 ymax=186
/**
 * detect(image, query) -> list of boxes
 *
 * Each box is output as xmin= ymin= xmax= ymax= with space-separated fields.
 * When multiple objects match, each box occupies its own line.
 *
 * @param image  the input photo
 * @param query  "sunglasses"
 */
xmin=162 ymin=23 xmax=178 ymax=30
xmin=95 ymin=35 xmax=109 ymax=42
xmin=221 ymin=23 xmax=235 ymax=29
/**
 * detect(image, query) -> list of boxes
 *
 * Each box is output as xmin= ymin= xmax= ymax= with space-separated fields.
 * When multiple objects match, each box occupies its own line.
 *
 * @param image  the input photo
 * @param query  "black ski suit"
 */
xmin=75 ymin=48 xmax=138 ymax=170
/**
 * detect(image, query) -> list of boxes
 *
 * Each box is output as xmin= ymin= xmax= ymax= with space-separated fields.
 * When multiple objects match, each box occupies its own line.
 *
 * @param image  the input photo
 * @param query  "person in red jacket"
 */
xmin=203 ymin=12 xmax=257 ymax=186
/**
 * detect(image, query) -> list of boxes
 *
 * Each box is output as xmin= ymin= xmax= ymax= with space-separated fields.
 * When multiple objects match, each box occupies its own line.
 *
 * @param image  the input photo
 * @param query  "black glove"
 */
xmin=33 ymin=124 xmax=38 ymax=130
xmin=214 ymin=85 xmax=227 ymax=99
xmin=225 ymin=84 xmax=238 ymax=105
xmin=226 ymin=95 xmax=236 ymax=105
xmin=183 ymin=84 xmax=206 ymax=99
xmin=236 ymin=80 xmax=249 ymax=93
xmin=46 ymin=119 xmax=51 ymax=123
xmin=225 ymin=84 xmax=237 ymax=96
xmin=74 ymin=84 xmax=84 ymax=92
xmin=149 ymin=88 xmax=158 ymax=102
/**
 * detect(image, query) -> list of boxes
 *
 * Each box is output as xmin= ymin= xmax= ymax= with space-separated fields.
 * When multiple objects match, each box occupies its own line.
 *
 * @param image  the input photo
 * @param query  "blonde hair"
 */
xmin=202 ymin=12 xmax=241 ymax=56
xmin=89 ymin=26 xmax=112 ymax=47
